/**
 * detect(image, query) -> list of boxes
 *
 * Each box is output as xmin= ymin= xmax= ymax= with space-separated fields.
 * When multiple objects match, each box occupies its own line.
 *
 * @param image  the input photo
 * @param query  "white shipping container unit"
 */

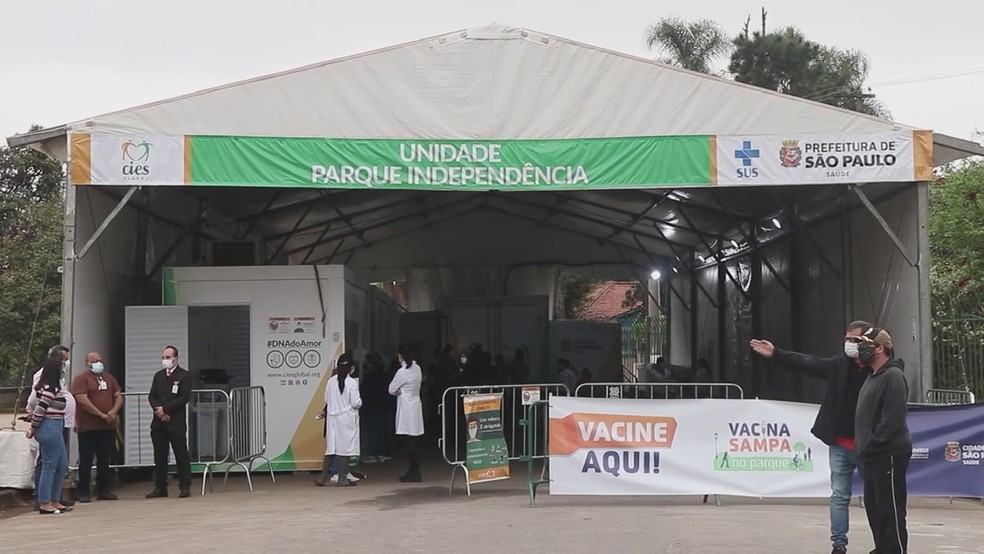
xmin=123 ymin=265 xmax=397 ymax=471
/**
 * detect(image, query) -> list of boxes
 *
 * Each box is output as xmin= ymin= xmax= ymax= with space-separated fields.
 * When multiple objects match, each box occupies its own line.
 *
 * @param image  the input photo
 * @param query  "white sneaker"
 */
xmin=362 ymin=456 xmax=379 ymax=464
xmin=345 ymin=472 xmax=360 ymax=482
xmin=330 ymin=474 xmax=339 ymax=484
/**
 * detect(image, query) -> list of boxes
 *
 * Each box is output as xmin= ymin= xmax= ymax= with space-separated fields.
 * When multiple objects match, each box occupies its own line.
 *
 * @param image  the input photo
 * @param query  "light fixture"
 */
xmin=771 ymin=217 xmax=782 ymax=229
xmin=698 ymin=254 xmax=707 ymax=263
xmin=730 ymin=239 xmax=739 ymax=249
xmin=650 ymin=270 xmax=662 ymax=281
xmin=672 ymin=267 xmax=680 ymax=274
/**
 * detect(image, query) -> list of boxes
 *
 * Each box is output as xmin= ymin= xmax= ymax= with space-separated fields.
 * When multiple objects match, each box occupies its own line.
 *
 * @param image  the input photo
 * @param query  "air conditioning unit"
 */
xmin=204 ymin=240 xmax=262 ymax=266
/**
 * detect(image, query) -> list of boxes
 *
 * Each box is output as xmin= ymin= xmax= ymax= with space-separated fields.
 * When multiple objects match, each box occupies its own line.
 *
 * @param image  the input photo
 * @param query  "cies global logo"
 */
xmin=120 ymin=139 xmax=153 ymax=179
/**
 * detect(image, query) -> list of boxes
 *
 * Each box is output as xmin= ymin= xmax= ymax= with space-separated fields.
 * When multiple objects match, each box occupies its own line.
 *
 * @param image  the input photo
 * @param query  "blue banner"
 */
xmin=851 ymin=402 xmax=984 ymax=497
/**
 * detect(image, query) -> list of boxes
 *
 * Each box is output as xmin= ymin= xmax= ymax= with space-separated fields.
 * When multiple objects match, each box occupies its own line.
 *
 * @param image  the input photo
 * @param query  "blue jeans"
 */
xmin=35 ymin=418 xmax=68 ymax=505
xmin=829 ymin=444 xmax=859 ymax=548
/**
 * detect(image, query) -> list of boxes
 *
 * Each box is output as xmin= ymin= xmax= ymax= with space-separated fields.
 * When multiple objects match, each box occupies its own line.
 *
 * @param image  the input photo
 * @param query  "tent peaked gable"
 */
xmin=7 ymin=23 xmax=982 ymax=165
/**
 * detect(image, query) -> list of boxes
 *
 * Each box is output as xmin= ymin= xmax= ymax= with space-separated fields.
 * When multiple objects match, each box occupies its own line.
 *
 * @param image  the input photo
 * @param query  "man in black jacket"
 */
xmin=750 ymin=319 xmax=872 ymax=554
xmin=146 ymin=345 xmax=193 ymax=498
xmin=855 ymin=327 xmax=911 ymax=554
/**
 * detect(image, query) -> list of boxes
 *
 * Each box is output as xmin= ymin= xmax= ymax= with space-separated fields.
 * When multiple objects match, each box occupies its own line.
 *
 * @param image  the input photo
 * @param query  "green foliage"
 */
xmin=0 ymin=132 xmax=65 ymax=386
xmin=793 ymin=441 xmax=806 ymax=452
xmin=644 ymin=16 xmax=732 ymax=74
xmin=929 ymin=161 xmax=984 ymax=394
xmin=729 ymin=24 xmax=888 ymax=117
xmin=561 ymin=275 xmax=602 ymax=319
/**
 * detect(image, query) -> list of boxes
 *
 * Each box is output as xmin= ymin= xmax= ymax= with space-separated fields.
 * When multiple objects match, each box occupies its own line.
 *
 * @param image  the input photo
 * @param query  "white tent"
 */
xmin=8 ymin=23 xmax=984 ymax=403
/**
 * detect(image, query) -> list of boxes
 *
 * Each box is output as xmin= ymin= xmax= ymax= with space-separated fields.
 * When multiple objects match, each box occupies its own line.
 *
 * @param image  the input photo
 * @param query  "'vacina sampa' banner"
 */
xmin=549 ymin=397 xmax=984 ymax=498
xmin=68 ymin=130 xmax=933 ymax=190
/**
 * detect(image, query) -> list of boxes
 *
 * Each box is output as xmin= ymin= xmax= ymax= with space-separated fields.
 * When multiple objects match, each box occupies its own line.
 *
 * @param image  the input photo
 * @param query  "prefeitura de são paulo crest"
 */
xmin=779 ymin=140 xmax=802 ymax=168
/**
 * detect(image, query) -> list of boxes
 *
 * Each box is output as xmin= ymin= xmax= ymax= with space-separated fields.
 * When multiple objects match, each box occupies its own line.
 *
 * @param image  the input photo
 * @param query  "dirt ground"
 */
xmin=1 ymin=454 xmax=983 ymax=553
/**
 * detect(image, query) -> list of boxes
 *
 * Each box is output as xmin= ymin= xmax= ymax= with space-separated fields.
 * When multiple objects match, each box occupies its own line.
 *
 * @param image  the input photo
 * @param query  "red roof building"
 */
xmin=581 ymin=281 xmax=643 ymax=321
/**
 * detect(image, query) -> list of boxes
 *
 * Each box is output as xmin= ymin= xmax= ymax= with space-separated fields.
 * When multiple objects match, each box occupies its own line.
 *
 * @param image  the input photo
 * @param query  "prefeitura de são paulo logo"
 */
xmin=779 ymin=139 xmax=802 ymax=168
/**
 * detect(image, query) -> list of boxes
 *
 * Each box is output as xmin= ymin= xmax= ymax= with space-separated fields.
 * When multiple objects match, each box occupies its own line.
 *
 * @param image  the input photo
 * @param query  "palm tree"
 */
xmin=644 ymin=16 xmax=732 ymax=74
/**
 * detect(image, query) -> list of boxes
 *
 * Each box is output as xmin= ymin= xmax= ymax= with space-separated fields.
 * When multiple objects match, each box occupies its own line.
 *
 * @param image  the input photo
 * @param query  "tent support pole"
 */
xmin=916 ymin=181 xmax=933 ymax=400
xmin=238 ymin=190 xmax=283 ymax=239
xmin=750 ymin=227 xmax=763 ymax=397
xmin=134 ymin=189 xmax=149 ymax=303
xmin=789 ymin=233 xmax=804 ymax=398
xmin=60 ymin=176 xmax=77 ymax=354
xmin=690 ymin=253 xmax=699 ymax=369
xmin=75 ymin=185 xmax=139 ymax=261
xmin=851 ymin=184 xmax=918 ymax=268
xmin=266 ymin=202 xmax=314 ymax=264
xmin=716 ymin=261 xmax=727 ymax=382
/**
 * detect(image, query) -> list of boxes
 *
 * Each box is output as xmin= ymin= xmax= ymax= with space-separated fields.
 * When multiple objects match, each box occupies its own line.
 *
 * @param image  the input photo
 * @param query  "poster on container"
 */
xmin=463 ymin=393 xmax=511 ymax=484
xmin=548 ymin=397 xmax=831 ymax=497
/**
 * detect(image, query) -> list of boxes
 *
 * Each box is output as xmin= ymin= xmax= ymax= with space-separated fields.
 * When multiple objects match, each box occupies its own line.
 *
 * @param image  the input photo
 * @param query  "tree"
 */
xmin=0 ymin=129 xmax=64 ymax=386
xmin=560 ymin=275 xmax=602 ymax=319
xmin=729 ymin=12 xmax=889 ymax=117
xmin=644 ymin=16 xmax=732 ymax=74
xmin=929 ymin=160 xmax=984 ymax=394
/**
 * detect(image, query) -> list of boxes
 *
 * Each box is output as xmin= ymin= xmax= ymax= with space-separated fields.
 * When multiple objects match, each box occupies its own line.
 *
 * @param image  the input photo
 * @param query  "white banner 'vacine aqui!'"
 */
xmin=716 ymin=131 xmax=927 ymax=186
xmin=548 ymin=397 xmax=831 ymax=497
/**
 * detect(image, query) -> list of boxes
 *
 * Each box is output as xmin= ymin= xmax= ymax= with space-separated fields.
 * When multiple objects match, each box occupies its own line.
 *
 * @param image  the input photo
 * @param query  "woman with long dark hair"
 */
xmin=316 ymin=353 xmax=362 ymax=487
xmin=389 ymin=344 xmax=425 ymax=482
xmin=25 ymin=353 xmax=71 ymax=515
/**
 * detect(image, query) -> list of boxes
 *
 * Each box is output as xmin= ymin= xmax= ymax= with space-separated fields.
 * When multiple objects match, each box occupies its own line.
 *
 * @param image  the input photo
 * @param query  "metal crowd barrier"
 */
xmin=925 ymin=389 xmax=976 ymax=405
xmin=439 ymin=383 xmax=570 ymax=495
xmin=120 ymin=389 xmax=232 ymax=496
xmin=222 ymin=386 xmax=275 ymax=492
xmin=574 ymin=382 xmax=745 ymax=401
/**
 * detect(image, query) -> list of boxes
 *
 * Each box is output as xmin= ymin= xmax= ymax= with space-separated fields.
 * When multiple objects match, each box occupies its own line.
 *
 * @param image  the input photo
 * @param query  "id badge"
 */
xmin=171 ymin=382 xmax=179 ymax=395
xmin=97 ymin=379 xmax=108 ymax=391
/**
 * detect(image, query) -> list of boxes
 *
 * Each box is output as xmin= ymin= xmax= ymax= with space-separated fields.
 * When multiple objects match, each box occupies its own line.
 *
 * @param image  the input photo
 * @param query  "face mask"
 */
xmin=90 ymin=362 xmax=105 ymax=374
xmin=843 ymin=341 xmax=859 ymax=359
xmin=460 ymin=357 xmax=468 ymax=365
xmin=858 ymin=343 xmax=877 ymax=364
xmin=162 ymin=359 xmax=175 ymax=370
xmin=62 ymin=360 xmax=70 ymax=373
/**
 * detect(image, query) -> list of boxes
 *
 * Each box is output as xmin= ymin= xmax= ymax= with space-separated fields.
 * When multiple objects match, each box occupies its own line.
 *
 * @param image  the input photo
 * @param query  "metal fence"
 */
xmin=574 ymin=382 xmax=745 ymax=400
xmin=932 ymin=295 xmax=984 ymax=398
xmin=114 ymin=387 xmax=271 ymax=495
xmin=222 ymin=386 xmax=275 ymax=492
xmin=439 ymin=383 xmax=570 ymax=495
xmin=925 ymin=388 xmax=976 ymax=405
xmin=120 ymin=389 xmax=232 ymax=483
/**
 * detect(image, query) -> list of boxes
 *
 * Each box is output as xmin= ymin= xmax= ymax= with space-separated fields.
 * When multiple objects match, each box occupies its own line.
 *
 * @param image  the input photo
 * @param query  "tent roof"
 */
xmin=7 ymin=23 xmax=984 ymax=165
xmin=7 ymin=23 xmax=982 ymax=276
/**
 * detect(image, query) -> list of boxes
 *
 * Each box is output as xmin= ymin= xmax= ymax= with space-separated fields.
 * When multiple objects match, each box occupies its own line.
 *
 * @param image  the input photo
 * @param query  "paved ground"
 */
xmin=2 ymin=455 xmax=984 ymax=554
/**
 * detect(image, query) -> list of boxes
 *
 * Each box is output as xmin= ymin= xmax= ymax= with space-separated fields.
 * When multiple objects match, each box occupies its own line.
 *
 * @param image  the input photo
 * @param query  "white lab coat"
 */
xmin=389 ymin=362 xmax=424 ymax=437
xmin=324 ymin=375 xmax=362 ymax=456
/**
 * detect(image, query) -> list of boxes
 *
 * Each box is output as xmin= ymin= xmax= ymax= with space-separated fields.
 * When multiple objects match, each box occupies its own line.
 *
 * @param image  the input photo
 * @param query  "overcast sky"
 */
xmin=2 ymin=0 xmax=982 ymax=143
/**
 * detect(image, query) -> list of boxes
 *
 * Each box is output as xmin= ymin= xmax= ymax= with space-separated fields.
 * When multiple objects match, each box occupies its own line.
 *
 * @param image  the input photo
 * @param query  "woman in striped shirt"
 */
xmin=25 ymin=356 xmax=71 ymax=515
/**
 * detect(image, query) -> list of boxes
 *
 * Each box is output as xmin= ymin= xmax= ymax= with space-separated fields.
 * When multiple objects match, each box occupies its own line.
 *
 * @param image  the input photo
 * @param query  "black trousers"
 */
xmin=78 ymin=429 xmax=115 ymax=495
xmin=862 ymin=452 xmax=910 ymax=554
xmin=403 ymin=434 xmax=421 ymax=477
xmin=151 ymin=422 xmax=192 ymax=490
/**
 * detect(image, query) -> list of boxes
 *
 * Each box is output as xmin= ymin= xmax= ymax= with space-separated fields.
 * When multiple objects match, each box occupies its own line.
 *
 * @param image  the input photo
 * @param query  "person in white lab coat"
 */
xmin=389 ymin=344 xmax=425 ymax=482
xmin=316 ymin=354 xmax=362 ymax=487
